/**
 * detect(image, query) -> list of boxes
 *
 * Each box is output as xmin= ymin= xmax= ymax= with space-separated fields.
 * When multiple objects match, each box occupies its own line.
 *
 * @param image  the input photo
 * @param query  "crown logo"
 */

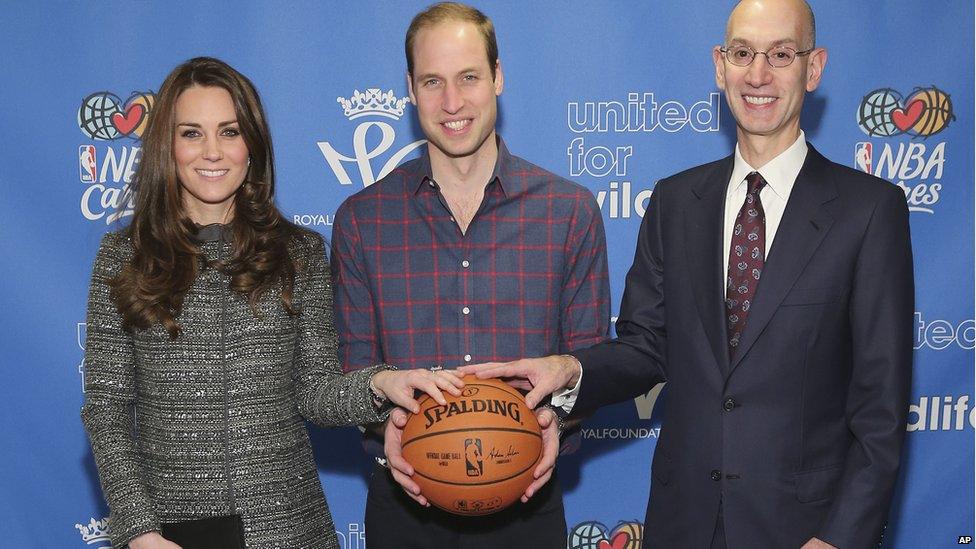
xmin=337 ymin=89 xmax=410 ymax=120
xmin=76 ymin=517 xmax=111 ymax=544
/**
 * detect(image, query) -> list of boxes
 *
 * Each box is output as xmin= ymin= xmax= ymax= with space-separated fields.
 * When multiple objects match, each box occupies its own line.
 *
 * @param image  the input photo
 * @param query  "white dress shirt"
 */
xmin=723 ymin=132 xmax=809 ymax=291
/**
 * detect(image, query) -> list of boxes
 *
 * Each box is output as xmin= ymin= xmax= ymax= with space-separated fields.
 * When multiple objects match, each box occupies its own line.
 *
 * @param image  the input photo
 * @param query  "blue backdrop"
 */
xmin=0 ymin=1 xmax=972 ymax=547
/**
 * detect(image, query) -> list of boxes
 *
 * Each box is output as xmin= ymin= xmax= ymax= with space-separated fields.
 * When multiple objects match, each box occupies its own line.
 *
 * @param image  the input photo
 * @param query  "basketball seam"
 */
xmin=402 ymin=426 xmax=543 ymax=449
xmin=411 ymin=461 xmax=540 ymax=487
xmin=415 ymin=381 xmax=530 ymax=406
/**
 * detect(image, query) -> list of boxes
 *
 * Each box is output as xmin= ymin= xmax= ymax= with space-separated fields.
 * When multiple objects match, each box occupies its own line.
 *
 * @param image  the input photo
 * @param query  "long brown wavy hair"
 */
xmin=111 ymin=57 xmax=299 ymax=338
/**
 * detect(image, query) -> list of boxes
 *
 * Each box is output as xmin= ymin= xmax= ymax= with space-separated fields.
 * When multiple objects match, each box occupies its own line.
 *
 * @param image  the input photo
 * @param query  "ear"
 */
xmin=493 ymin=59 xmax=504 ymax=96
xmin=406 ymin=72 xmax=417 ymax=104
xmin=805 ymin=47 xmax=827 ymax=92
xmin=712 ymin=46 xmax=727 ymax=90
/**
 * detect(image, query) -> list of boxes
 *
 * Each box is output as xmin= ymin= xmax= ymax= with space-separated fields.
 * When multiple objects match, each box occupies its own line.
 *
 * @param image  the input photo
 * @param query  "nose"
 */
xmin=744 ymin=55 xmax=773 ymax=87
xmin=441 ymin=82 xmax=463 ymax=114
xmin=202 ymin=137 xmax=222 ymax=161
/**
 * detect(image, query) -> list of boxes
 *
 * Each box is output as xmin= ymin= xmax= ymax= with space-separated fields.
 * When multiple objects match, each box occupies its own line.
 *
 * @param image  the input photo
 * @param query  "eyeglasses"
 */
xmin=720 ymin=45 xmax=814 ymax=68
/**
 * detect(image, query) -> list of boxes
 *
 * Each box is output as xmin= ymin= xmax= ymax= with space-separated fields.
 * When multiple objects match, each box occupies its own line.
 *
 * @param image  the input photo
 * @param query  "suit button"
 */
xmin=723 ymin=397 xmax=736 ymax=411
xmin=710 ymin=469 xmax=721 ymax=481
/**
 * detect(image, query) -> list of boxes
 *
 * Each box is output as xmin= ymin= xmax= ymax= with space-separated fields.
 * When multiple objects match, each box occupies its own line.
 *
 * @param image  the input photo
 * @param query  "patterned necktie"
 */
xmin=726 ymin=171 xmax=767 ymax=358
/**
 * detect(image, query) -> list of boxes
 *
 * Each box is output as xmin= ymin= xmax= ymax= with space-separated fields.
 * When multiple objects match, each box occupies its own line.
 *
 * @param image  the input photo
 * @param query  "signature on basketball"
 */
xmin=488 ymin=444 xmax=520 ymax=463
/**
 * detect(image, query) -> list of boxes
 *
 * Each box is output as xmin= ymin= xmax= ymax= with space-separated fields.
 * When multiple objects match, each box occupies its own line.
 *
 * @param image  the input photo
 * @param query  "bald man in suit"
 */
xmin=461 ymin=1 xmax=914 ymax=547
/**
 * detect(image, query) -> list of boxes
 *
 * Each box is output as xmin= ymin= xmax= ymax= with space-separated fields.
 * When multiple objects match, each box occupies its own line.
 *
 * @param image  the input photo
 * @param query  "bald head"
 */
xmin=726 ymin=0 xmax=816 ymax=50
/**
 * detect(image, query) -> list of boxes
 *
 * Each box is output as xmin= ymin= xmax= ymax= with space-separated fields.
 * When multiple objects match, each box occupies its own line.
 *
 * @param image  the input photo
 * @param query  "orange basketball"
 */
xmin=401 ymin=375 xmax=542 ymax=516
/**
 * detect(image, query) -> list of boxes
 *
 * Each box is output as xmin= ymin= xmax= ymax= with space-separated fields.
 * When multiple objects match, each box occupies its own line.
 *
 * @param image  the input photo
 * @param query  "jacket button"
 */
xmin=723 ymin=397 xmax=736 ymax=411
xmin=710 ymin=469 xmax=722 ymax=481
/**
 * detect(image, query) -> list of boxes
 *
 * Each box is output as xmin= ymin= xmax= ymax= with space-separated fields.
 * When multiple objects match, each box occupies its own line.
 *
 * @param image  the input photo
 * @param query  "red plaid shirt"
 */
xmin=330 ymin=139 xmax=610 ymax=373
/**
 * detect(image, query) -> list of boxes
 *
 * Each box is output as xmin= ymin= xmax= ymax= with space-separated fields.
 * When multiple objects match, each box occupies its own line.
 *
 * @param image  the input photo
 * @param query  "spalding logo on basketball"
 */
xmin=401 ymin=375 xmax=542 ymax=516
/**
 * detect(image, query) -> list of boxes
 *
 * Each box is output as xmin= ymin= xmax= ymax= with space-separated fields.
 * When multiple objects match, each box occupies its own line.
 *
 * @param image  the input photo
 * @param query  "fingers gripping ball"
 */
xmin=401 ymin=375 xmax=542 ymax=516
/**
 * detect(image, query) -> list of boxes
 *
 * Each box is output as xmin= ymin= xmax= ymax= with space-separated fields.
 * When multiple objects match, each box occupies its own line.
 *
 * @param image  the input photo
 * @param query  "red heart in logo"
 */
xmin=111 ymin=103 xmax=146 ymax=135
xmin=891 ymin=99 xmax=924 ymax=131
xmin=597 ymin=531 xmax=631 ymax=549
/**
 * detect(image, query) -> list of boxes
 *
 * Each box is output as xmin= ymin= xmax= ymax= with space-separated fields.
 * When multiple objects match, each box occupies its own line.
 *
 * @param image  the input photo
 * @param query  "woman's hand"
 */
xmin=370 ymin=369 xmax=465 ymax=413
xmin=129 ymin=532 xmax=182 ymax=549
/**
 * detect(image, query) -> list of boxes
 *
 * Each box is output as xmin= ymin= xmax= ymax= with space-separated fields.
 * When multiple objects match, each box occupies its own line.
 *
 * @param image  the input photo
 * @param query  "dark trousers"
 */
xmin=364 ymin=463 xmax=566 ymax=549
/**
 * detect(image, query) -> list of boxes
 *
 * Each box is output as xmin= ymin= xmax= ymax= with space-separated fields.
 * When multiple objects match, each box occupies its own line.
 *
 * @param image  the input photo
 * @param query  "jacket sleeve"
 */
xmin=817 ymin=184 xmax=914 ymax=548
xmin=572 ymin=182 xmax=669 ymax=416
xmin=292 ymin=231 xmax=390 ymax=427
xmin=80 ymin=232 xmax=160 ymax=548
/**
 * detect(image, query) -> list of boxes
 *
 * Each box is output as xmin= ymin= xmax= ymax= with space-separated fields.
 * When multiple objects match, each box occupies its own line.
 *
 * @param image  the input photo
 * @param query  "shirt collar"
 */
xmin=411 ymin=135 xmax=512 ymax=197
xmin=729 ymin=130 xmax=808 ymax=200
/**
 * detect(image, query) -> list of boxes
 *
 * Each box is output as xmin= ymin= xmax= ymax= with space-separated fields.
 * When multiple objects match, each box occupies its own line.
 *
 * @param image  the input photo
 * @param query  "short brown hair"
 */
xmin=405 ymin=2 xmax=498 ymax=79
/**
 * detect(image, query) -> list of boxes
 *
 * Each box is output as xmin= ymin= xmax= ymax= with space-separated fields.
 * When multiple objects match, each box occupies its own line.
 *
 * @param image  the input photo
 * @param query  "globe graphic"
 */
xmin=568 ymin=521 xmax=609 ymax=549
xmin=78 ymin=92 xmax=122 ymax=140
xmin=857 ymin=89 xmax=902 ymax=137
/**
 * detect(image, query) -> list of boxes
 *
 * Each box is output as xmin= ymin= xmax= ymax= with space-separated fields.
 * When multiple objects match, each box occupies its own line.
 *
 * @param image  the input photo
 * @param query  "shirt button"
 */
xmin=710 ymin=469 xmax=722 ymax=482
xmin=464 ymin=354 xmax=472 ymax=362
xmin=723 ymin=397 xmax=736 ymax=412
xmin=461 ymin=260 xmax=470 ymax=268
xmin=428 ymin=180 xmax=436 ymax=188
xmin=462 ymin=306 xmax=470 ymax=315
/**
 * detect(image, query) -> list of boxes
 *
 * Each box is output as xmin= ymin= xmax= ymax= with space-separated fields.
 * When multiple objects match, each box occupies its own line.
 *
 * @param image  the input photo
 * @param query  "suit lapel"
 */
xmin=729 ymin=145 xmax=838 ymax=373
xmin=685 ymin=155 xmax=734 ymax=373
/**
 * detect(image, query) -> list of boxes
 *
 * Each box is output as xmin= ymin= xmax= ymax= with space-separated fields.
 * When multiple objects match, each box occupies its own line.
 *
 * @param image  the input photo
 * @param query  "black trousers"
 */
xmin=364 ymin=463 xmax=567 ymax=549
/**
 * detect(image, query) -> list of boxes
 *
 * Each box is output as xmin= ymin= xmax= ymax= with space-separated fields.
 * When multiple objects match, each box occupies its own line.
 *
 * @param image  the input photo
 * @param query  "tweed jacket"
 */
xmin=82 ymin=227 xmax=386 ymax=548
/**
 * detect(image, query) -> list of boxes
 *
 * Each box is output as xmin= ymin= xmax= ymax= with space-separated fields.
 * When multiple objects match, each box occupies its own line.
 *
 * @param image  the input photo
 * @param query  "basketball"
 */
xmin=401 ymin=375 xmax=543 ymax=516
xmin=908 ymin=86 xmax=954 ymax=137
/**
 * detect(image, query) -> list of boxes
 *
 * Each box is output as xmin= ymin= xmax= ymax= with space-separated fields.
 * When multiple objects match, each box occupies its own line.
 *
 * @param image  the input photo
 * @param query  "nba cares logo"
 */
xmin=568 ymin=520 xmax=644 ymax=549
xmin=856 ymin=87 xmax=954 ymax=138
xmin=316 ymin=88 xmax=425 ymax=187
xmin=75 ymin=88 xmax=150 ymax=224
xmin=78 ymin=91 xmax=155 ymax=140
xmin=853 ymin=86 xmax=951 ymax=215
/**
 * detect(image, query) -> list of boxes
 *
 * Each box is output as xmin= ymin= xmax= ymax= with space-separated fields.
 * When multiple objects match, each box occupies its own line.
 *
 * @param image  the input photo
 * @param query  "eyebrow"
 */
xmin=176 ymin=120 xmax=239 ymax=127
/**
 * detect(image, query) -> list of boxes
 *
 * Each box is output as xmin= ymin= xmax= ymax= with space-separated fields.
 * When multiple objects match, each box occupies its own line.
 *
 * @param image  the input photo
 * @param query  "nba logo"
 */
xmin=79 ymin=145 xmax=97 ymax=182
xmin=854 ymin=142 xmax=872 ymax=174
xmin=464 ymin=438 xmax=483 ymax=477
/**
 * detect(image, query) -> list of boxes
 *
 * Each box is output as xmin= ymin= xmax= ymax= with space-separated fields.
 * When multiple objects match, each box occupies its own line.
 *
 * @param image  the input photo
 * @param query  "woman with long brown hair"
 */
xmin=81 ymin=57 xmax=461 ymax=549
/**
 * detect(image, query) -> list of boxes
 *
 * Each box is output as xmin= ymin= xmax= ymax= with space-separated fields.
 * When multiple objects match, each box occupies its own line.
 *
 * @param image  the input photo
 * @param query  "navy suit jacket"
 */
xmin=573 ymin=145 xmax=914 ymax=548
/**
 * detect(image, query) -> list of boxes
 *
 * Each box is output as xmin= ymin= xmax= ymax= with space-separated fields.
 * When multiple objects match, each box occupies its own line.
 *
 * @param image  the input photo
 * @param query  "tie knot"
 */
xmin=746 ymin=171 xmax=766 ymax=195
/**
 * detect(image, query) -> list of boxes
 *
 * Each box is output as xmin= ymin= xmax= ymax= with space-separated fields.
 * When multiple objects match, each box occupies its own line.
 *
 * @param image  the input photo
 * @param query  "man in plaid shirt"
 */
xmin=329 ymin=3 xmax=609 ymax=547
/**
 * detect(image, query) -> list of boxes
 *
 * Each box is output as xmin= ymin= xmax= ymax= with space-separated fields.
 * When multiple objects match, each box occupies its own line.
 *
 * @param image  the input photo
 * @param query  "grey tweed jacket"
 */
xmin=82 ymin=227 xmax=386 ymax=548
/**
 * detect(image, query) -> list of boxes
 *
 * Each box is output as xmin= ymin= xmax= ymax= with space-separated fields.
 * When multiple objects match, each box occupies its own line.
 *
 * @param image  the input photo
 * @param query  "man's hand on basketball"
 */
xmin=383 ymin=407 xmax=429 ymax=507
xmin=521 ymin=406 xmax=559 ymax=503
xmin=458 ymin=355 xmax=581 ymax=408
xmin=371 ymin=368 xmax=465 ymax=414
